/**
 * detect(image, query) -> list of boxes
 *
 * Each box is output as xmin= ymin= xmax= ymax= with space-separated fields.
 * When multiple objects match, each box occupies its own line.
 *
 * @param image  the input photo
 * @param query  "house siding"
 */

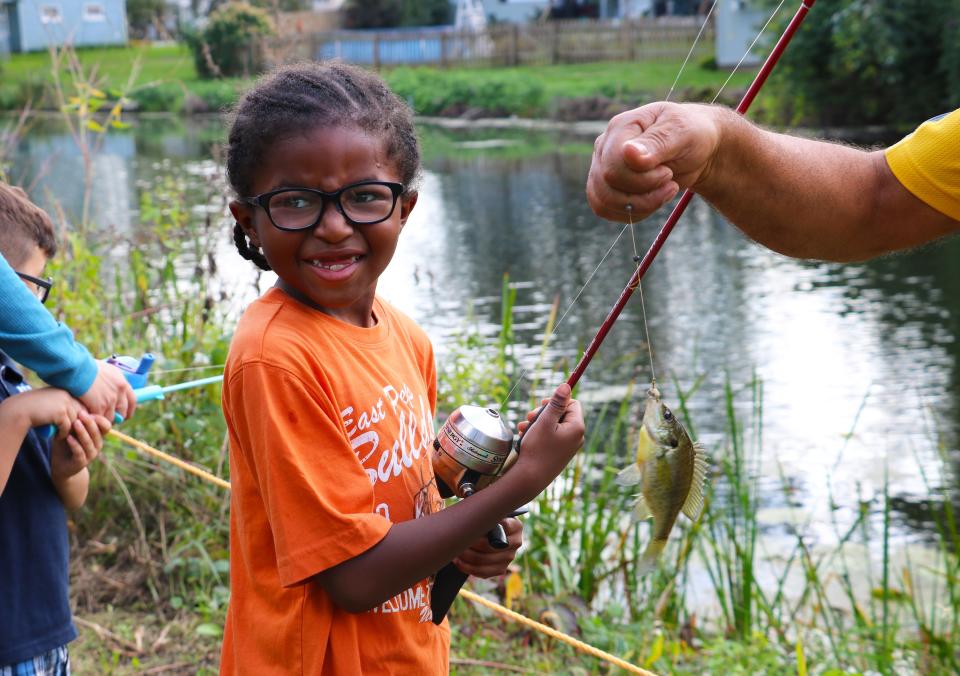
xmin=12 ymin=0 xmax=127 ymax=52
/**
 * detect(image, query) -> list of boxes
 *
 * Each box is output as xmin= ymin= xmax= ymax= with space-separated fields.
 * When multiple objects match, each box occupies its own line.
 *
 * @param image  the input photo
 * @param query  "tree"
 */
xmin=343 ymin=0 xmax=452 ymax=29
xmin=127 ymin=0 xmax=168 ymax=38
xmin=184 ymin=2 xmax=275 ymax=79
xmin=766 ymin=0 xmax=960 ymax=126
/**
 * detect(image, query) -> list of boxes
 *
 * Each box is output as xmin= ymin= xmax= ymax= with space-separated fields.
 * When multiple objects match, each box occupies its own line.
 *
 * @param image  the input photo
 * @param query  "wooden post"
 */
xmin=511 ymin=23 xmax=519 ymax=66
xmin=551 ymin=22 xmax=560 ymax=65
xmin=440 ymin=31 xmax=447 ymax=68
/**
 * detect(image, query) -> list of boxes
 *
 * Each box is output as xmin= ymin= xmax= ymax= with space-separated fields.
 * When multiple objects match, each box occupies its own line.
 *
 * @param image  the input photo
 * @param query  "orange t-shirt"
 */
xmin=220 ymin=288 xmax=450 ymax=675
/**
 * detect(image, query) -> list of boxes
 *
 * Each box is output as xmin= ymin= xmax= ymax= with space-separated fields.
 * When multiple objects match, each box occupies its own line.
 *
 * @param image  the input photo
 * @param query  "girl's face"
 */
xmin=230 ymin=124 xmax=417 ymax=327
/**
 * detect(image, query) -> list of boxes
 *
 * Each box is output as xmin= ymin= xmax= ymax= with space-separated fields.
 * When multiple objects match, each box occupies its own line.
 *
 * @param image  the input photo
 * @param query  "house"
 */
xmin=715 ymin=0 xmax=764 ymax=67
xmin=1 ymin=0 xmax=127 ymax=53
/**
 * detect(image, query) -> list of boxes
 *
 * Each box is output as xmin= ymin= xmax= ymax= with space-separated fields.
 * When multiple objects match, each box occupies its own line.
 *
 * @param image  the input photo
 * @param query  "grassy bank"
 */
xmin=0 ymin=43 xmax=757 ymax=117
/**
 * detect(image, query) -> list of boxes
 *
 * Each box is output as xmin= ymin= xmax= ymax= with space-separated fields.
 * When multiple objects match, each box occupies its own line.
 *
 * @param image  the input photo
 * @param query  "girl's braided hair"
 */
xmin=226 ymin=61 xmax=421 ymax=271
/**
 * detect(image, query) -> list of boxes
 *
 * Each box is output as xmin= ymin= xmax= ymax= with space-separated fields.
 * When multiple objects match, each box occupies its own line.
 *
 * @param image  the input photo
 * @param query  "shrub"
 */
xmin=130 ymin=81 xmax=184 ymax=112
xmin=184 ymin=2 xmax=274 ymax=80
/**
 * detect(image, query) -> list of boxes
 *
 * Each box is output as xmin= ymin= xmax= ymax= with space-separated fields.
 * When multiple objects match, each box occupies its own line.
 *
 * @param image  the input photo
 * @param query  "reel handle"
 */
xmin=430 ymin=506 xmax=528 ymax=625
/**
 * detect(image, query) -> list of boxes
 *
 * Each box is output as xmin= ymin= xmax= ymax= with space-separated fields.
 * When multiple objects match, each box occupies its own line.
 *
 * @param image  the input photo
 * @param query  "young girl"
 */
xmin=222 ymin=62 xmax=585 ymax=674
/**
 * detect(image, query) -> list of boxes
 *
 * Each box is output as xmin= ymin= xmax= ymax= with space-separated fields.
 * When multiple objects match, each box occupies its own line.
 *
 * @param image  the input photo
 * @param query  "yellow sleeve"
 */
xmin=885 ymin=109 xmax=960 ymax=221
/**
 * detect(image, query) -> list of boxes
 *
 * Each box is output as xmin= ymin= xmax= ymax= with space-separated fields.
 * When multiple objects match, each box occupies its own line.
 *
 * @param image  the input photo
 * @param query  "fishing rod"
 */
xmin=568 ymin=0 xmax=816 ymax=388
xmin=429 ymin=0 xmax=818 ymax=624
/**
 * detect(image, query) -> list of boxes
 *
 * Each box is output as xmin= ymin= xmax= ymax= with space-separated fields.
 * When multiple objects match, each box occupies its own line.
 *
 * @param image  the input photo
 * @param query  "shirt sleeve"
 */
xmin=885 ymin=109 xmax=960 ymax=221
xmin=0 ymin=253 xmax=97 ymax=395
xmin=226 ymin=361 xmax=392 ymax=587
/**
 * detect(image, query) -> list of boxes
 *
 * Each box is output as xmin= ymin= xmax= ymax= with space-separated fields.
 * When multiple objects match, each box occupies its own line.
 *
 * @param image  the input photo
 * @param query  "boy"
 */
xmin=0 ymin=186 xmax=111 ymax=675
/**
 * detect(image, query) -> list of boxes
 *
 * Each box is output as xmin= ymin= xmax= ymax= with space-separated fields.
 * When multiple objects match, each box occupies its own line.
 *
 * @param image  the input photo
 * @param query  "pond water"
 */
xmin=7 ymin=114 xmax=959 ymax=559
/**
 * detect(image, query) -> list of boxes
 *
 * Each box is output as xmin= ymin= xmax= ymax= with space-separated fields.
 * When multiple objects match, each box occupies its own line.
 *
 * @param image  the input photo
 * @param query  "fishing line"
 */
xmin=627 ymin=205 xmax=657 ymax=386
xmin=711 ymin=0 xmax=789 ymax=105
xmin=496 ymin=0 xmax=801 ymax=413
xmin=152 ymin=364 xmax=226 ymax=375
xmin=665 ymin=0 xmax=719 ymax=103
xmin=497 ymin=221 xmax=634 ymax=410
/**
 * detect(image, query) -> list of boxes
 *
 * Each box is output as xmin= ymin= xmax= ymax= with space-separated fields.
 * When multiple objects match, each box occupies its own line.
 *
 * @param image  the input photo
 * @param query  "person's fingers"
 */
xmin=65 ymin=433 xmax=84 ymax=457
xmin=71 ymin=415 xmax=95 ymax=458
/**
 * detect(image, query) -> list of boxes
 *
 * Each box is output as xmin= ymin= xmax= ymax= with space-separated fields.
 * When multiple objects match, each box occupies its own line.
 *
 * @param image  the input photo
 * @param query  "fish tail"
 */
xmin=638 ymin=538 xmax=667 ymax=575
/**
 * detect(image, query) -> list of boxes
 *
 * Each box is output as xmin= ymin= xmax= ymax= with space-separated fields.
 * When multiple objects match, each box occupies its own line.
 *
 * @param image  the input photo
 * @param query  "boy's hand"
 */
xmin=2 ymin=387 xmax=86 ymax=440
xmin=51 ymin=413 xmax=111 ymax=482
xmin=453 ymin=517 xmax=522 ymax=578
xmin=79 ymin=361 xmax=136 ymax=421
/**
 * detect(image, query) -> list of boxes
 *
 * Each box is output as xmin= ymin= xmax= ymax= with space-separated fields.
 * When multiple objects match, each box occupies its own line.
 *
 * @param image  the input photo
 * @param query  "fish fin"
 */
xmin=631 ymin=493 xmax=652 ymax=522
xmin=615 ymin=463 xmax=642 ymax=487
xmin=681 ymin=442 xmax=709 ymax=522
xmin=638 ymin=538 xmax=667 ymax=575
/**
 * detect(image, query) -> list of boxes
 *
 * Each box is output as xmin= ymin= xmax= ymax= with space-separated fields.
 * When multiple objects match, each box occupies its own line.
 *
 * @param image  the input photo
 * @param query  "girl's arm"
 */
xmin=314 ymin=385 xmax=584 ymax=612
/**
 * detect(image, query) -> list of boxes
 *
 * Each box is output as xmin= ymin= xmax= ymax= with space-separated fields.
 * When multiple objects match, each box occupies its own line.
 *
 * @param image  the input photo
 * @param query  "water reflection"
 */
xmin=7 ymin=115 xmax=958 ymax=548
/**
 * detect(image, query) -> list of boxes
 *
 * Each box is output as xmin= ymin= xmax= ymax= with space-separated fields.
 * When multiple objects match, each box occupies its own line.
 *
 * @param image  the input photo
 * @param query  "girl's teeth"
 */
xmin=313 ymin=256 xmax=358 ymax=271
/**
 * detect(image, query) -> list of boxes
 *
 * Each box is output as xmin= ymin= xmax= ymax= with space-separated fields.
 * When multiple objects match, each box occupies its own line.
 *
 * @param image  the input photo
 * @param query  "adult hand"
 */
xmin=586 ymin=102 xmax=723 ymax=221
xmin=79 ymin=360 xmax=136 ymax=421
xmin=453 ymin=517 xmax=523 ymax=578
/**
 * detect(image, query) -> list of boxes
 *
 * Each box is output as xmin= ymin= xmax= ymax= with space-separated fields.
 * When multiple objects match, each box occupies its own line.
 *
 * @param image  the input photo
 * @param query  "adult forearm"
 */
xmin=696 ymin=108 xmax=888 ymax=262
xmin=0 ymin=253 xmax=97 ymax=394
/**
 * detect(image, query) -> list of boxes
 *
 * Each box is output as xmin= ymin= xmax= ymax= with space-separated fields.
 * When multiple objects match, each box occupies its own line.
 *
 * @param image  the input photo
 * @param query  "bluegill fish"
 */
xmin=616 ymin=382 xmax=707 ymax=574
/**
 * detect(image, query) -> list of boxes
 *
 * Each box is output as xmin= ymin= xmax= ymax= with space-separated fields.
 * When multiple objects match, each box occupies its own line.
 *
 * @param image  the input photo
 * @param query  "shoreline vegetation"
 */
xmin=3 ymin=42 xmax=957 ymax=675
xmin=0 ymin=44 xmax=758 ymax=120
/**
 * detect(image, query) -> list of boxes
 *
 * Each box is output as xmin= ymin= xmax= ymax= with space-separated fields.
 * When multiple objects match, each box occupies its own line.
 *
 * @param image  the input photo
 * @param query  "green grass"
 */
xmin=0 ymin=43 xmax=198 ymax=88
xmin=0 ymin=43 xmax=758 ymax=115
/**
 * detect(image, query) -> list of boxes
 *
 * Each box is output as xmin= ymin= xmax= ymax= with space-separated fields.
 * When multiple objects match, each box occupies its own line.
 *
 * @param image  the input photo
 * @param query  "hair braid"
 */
xmin=233 ymin=223 xmax=271 ymax=271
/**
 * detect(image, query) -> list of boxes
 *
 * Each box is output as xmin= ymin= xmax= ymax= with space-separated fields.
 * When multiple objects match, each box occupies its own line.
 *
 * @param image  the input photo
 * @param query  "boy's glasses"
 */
xmin=243 ymin=181 xmax=405 ymax=231
xmin=16 ymin=271 xmax=53 ymax=304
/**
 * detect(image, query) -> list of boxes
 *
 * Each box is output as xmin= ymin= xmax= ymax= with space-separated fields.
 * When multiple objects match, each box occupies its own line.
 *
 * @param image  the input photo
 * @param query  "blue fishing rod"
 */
xmin=39 ymin=354 xmax=223 ymax=437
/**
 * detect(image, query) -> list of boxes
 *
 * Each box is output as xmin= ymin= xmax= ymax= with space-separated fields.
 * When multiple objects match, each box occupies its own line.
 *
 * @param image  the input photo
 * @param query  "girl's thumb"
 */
xmin=540 ymin=383 xmax=572 ymax=423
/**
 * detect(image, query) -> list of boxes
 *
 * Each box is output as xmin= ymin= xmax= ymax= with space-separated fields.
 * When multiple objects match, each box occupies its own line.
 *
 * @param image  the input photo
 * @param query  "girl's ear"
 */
xmin=229 ymin=200 xmax=262 ymax=248
xmin=398 ymin=192 xmax=418 ymax=228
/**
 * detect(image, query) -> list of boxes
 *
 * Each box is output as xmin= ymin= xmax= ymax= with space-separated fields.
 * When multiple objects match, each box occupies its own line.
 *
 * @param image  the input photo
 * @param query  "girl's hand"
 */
xmin=508 ymin=384 xmax=585 ymax=502
xmin=1 ymin=388 xmax=86 ymax=440
xmin=453 ymin=517 xmax=522 ymax=578
xmin=51 ymin=413 xmax=111 ymax=482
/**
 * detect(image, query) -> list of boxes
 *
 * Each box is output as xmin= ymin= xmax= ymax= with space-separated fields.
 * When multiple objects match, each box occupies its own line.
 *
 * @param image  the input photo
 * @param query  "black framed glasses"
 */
xmin=244 ymin=181 xmax=405 ymax=232
xmin=16 ymin=271 xmax=53 ymax=304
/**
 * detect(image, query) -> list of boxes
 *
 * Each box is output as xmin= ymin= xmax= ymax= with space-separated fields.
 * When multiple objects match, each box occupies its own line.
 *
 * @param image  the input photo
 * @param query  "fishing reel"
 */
xmin=430 ymin=404 xmax=528 ymax=625
xmin=431 ymin=404 xmax=517 ymax=499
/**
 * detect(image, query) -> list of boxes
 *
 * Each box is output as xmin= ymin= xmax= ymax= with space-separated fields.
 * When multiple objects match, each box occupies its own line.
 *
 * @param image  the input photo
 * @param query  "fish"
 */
xmin=616 ymin=381 xmax=708 ymax=574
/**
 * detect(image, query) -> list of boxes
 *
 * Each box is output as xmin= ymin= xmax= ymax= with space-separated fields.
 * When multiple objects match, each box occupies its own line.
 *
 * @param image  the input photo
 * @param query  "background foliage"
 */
xmin=767 ymin=0 xmax=960 ymax=126
xmin=184 ymin=2 xmax=275 ymax=79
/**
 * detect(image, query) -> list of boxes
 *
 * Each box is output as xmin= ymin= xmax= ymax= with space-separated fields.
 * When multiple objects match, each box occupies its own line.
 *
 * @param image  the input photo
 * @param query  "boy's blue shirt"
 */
xmin=0 ymin=350 xmax=77 ymax=665
xmin=0 ymin=252 xmax=97 ymax=396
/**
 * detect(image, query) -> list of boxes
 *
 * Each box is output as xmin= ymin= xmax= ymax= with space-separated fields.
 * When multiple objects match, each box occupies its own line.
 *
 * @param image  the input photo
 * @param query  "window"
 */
xmin=83 ymin=3 xmax=107 ymax=22
xmin=39 ymin=5 xmax=63 ymax=24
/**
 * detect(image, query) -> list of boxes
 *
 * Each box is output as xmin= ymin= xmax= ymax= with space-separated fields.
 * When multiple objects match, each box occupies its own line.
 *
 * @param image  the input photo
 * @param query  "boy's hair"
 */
xmin=226 ymin=61 xmax=421 ymax=272
xmin=0 ymin=184 xmax=57 ymax=267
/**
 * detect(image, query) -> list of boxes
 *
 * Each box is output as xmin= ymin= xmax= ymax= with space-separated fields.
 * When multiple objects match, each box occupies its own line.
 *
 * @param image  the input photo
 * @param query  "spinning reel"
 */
xmin=429 ymin=404 xmax=528 ymax=624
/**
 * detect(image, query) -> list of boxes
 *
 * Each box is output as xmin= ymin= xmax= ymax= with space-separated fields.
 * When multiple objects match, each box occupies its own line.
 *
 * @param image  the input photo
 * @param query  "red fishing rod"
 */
xmin=568 ymin=0 xmax=817 ymax=388
xmin=429 ymin=0 xmax=818 ymax=624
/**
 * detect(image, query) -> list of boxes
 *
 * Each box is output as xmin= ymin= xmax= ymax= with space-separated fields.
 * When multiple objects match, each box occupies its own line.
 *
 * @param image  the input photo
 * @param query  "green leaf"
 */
xmin=86 ymin=120 xmax=105 ymax=133
xmin=195 ymin=623 xmax=222 ymax=638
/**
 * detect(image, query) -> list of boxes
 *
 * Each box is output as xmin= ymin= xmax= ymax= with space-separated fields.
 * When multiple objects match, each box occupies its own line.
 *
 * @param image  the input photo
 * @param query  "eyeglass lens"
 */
xmin=268 ymin=184 xmax=397 ymax=229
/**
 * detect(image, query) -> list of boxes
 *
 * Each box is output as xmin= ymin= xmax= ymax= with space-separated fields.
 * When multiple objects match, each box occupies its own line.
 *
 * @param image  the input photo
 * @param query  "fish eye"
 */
xmin=663 ymin=408 xmax=673 ymax=421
